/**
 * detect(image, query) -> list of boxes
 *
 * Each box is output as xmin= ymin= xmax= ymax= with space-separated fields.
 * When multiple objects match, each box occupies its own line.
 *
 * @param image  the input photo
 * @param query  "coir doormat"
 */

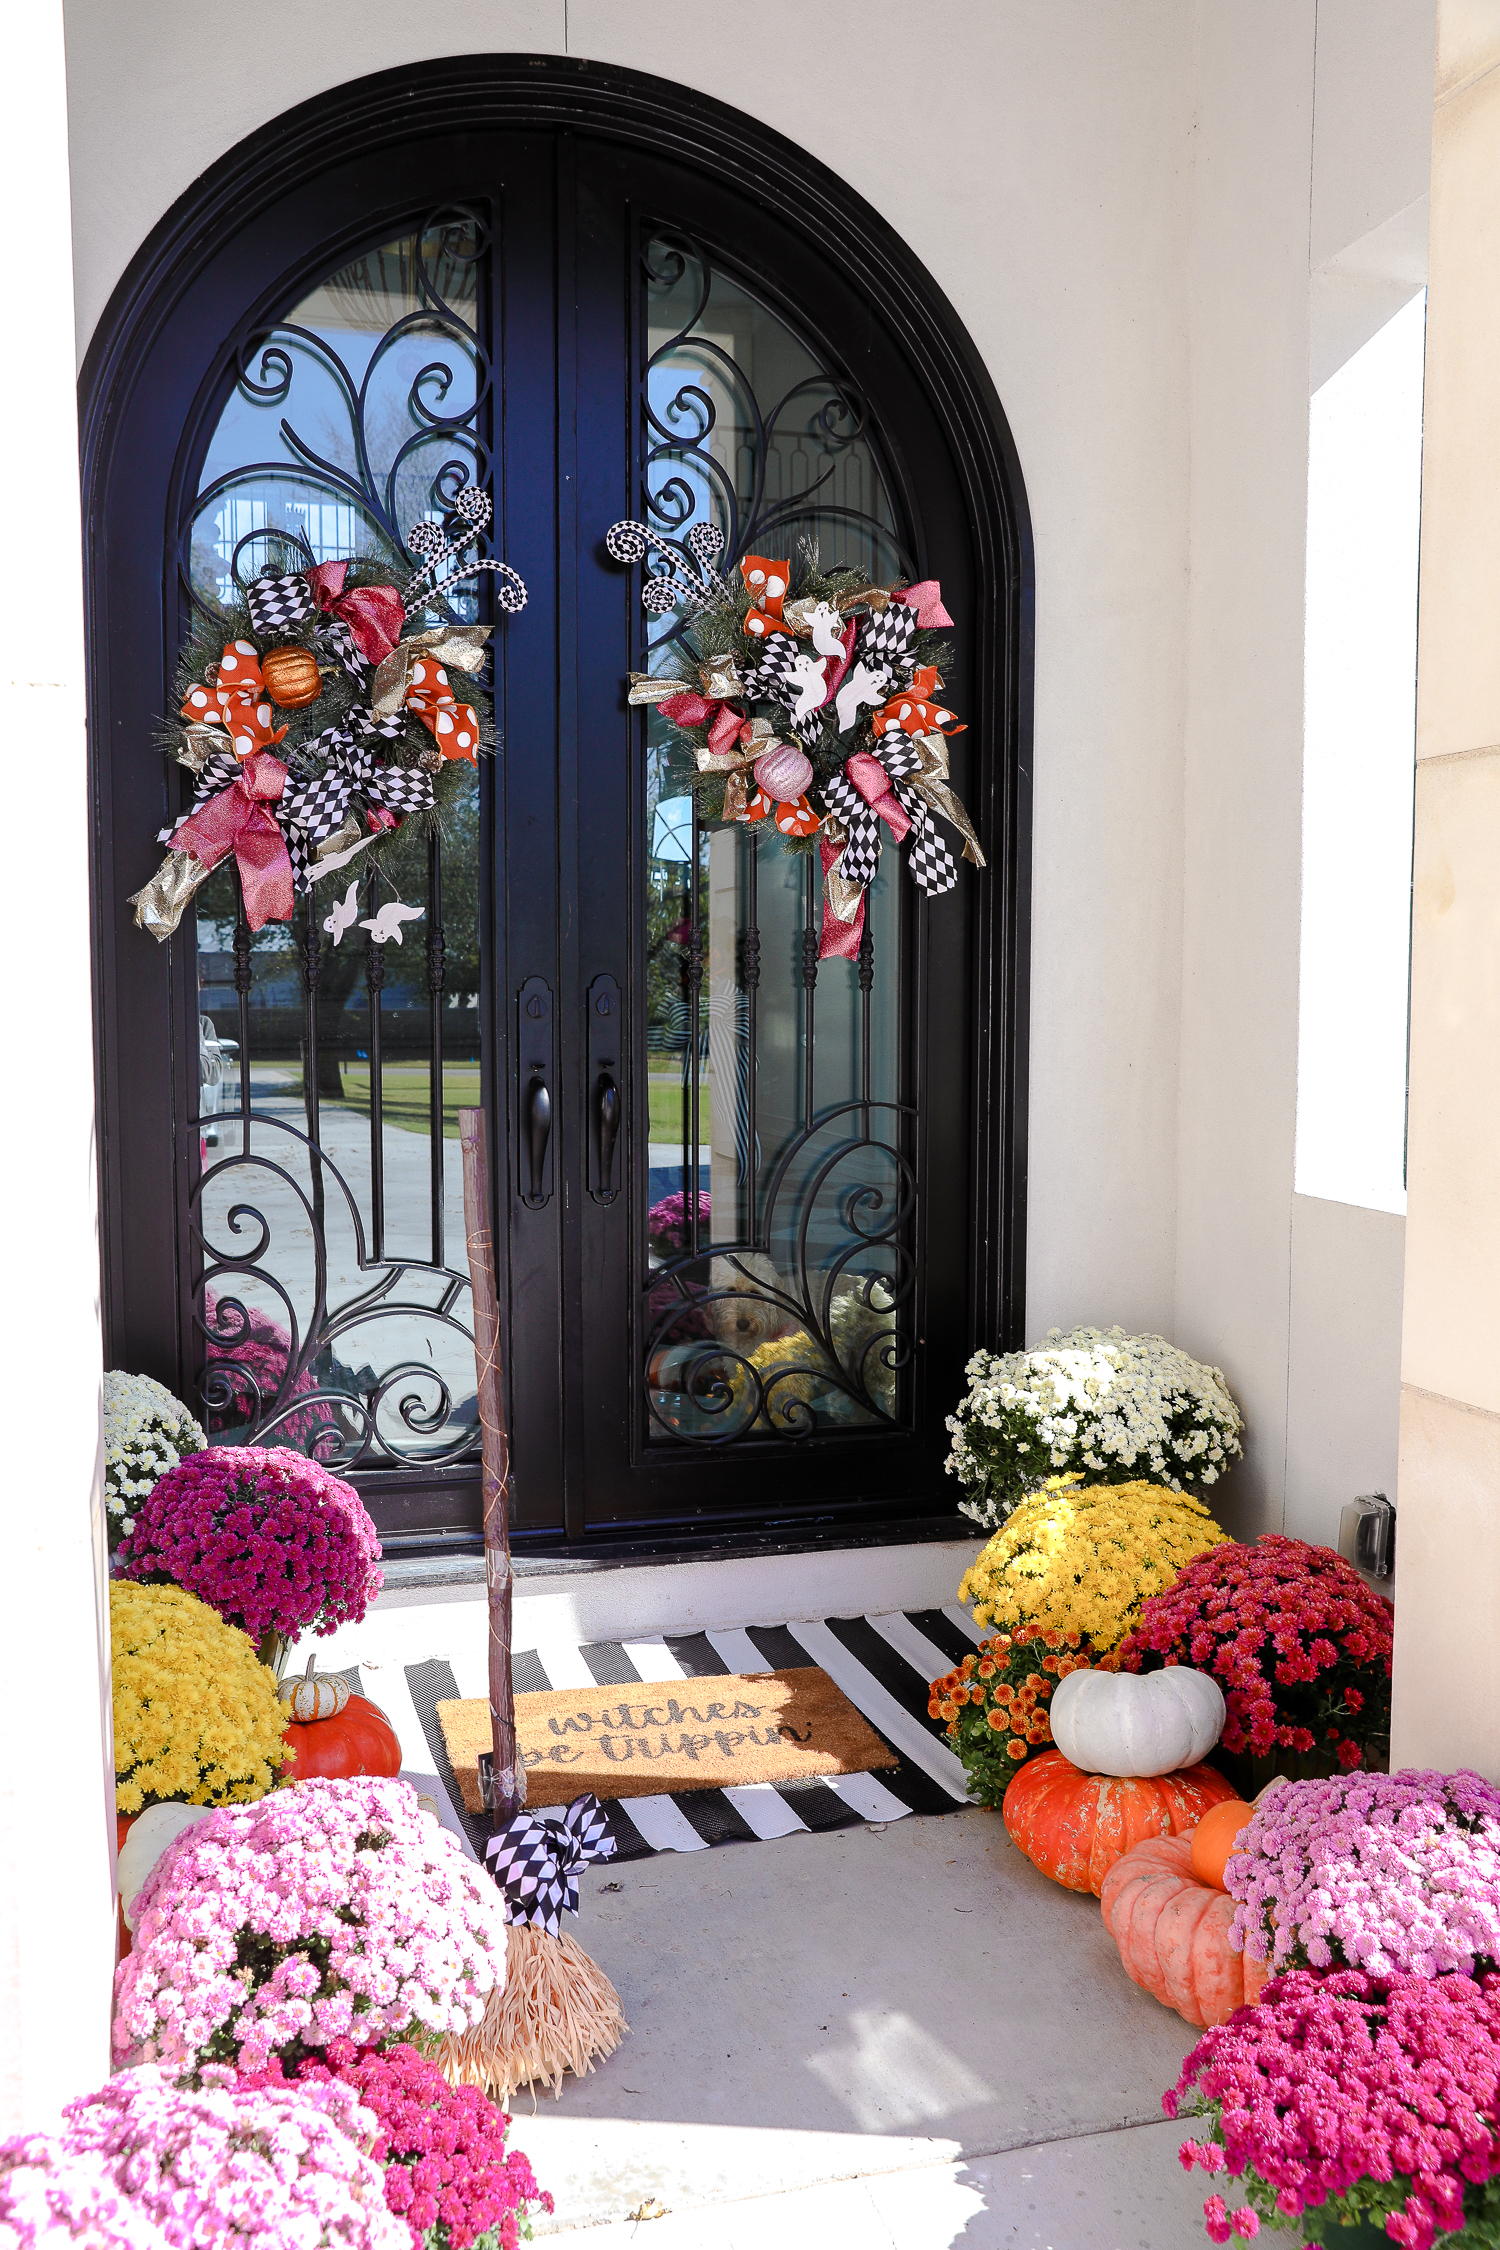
xmin=436 ymin=1666 xmax=898 ymax=1811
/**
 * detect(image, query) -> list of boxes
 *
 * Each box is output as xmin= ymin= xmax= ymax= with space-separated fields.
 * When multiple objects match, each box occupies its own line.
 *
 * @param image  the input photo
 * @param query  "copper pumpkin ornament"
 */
xmin=261 ymin=646 xmax=323 ymax=710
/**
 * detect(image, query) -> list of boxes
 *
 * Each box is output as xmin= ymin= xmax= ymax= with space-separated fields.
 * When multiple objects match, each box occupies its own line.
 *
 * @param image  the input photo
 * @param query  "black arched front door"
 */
xmin=82 ymin=62 xmax=1032 ymax=1553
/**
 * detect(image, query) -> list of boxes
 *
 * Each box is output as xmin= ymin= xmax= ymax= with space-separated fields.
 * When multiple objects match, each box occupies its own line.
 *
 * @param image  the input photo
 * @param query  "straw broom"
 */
xmin=442 ymin=1107 xmax=627 ymax=2102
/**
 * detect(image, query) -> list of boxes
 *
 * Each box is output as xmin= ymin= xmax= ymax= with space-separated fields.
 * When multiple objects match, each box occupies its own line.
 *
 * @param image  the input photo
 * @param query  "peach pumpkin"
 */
xmin=1002 ymin=1748 xmax=1238 ymax=1895
xmin=1101 ymin=1832 xmax=1270 ymax=2026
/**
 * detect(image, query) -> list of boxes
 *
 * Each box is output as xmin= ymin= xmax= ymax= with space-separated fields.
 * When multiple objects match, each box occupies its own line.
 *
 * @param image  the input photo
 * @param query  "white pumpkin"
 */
xmin=278 ymin=1654 xmax=352 ymax=1723
xmin=1047 ymin=1664 xmax=1225 ymax=1777
xmin=118 ymin=1802 xmax=214 ymax=1931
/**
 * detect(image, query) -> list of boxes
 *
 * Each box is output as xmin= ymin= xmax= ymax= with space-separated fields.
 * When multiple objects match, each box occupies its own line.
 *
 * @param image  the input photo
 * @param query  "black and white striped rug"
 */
xmin=333 ymin=1605 xmax=986 ymax=1863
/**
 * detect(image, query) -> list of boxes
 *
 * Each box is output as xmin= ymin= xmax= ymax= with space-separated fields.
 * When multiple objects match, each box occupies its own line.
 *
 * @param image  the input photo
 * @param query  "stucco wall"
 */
xmin=62 ymin=0 xmax=1434 ymax=1545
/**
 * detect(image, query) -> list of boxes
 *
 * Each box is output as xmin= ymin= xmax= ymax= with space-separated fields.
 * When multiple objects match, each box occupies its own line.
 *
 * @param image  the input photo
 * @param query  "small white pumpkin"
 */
xmin=1048 ymin=1664 xmax=1225 ymax=1777
xmin=118 ymin=1802 xmax=214 ymax=1931
xmin=278 ymin=1654 xmax=352 ymax=1723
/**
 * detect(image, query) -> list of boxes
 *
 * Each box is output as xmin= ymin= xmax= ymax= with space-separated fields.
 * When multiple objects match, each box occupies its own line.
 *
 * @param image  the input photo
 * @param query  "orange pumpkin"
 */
xmin=1002 ymin=1748 xmax=1238 ymax=1895
xmin=1189 ymin=1796 xmax=1256 ymax=1890
xmin=1101 ymin=1832 xmax=1271 ymax=2026
xmin=281 ymin=1692 xmax=401 ymax=1782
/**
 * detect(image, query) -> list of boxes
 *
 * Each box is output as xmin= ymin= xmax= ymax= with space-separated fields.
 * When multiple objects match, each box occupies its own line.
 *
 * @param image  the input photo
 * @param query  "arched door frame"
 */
xmin=78 ymin=52 xmax=1034 ymax=1482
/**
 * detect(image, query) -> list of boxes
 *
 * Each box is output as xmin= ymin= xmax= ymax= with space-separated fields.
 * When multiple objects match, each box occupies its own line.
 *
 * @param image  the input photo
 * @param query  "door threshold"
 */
xmin=379 ymin=1511 xmax=977 ymax=1592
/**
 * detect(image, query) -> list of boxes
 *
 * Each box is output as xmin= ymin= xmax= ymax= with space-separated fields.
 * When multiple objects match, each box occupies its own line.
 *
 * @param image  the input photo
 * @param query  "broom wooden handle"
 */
xmin=458 ymin=1105 xmax=524 ymax=1825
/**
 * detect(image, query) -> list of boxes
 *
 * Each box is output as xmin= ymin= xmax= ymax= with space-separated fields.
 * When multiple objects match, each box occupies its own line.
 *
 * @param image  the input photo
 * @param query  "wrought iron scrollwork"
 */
xmin=634 ymin=227 xmax=915 ymax=641
xmin=645 ymin=1100 xmax=916 ymax=1444
xmin=182 ymin=205 xmax=492 ymax=620
xmin=191 ymin=1111 xmax=480 ymax=1472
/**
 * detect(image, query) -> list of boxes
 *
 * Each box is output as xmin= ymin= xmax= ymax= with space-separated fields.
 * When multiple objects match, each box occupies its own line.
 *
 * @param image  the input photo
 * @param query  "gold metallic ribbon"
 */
xmin=693 ymin=717 xmax=779 ymax=821
xmin=819 ymin=815 xmax=867 ymax=923
xmin=371 ymin=626 xmax=492 ymax=720
xmin=626 ymin=653 xmax=744 ymax=707
xmin=128 ymin=848 xmax=214 ymax=940
xmin=905 ymin=733 xmax=985 ymax=867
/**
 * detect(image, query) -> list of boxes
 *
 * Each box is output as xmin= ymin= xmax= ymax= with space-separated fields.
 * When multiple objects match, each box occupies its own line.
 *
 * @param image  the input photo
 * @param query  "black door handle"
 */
xmin=596 ymin=1072 xmax=621 ymax=1190
xmin=525 ymin=1071 xmax=552 ymax=1201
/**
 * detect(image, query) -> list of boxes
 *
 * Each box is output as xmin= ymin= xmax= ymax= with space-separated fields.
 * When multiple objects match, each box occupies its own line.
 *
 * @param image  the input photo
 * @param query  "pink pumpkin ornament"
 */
xmin=753 ymin=742 xmax=814 ymax=801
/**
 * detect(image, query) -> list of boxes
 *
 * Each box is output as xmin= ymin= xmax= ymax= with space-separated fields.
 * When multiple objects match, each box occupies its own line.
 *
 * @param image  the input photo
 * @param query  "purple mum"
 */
xmin=115 ymin=1444 xmax=382 ymax=1644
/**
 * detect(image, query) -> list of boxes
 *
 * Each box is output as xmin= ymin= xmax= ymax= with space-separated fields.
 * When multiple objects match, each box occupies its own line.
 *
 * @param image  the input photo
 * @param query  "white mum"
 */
xmin=103 ymin=1370 xmax=206 ymax=1541
xmin=945 ymin=1325 xmax=1244 ymax=1531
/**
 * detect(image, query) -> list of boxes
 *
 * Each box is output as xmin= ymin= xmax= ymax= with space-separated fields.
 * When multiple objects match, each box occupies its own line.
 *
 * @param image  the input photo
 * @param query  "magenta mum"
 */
xmin=114 ymin=1442 xmax=382 ymax=1645
xmin=1168 ymin=1967 xmax=1500 ymax=2248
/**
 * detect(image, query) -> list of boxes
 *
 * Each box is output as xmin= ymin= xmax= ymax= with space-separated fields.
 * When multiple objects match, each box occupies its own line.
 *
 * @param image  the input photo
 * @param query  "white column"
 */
xmin=1391 ymin=1 xmax=1500 ymax=1777
xmin=0 ymin=0 xmax=115 ymax=2126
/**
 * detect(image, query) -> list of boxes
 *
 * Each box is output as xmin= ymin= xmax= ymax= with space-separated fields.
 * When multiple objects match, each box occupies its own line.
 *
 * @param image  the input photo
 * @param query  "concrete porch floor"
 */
xmin=505 ymin=1800 xmax=1215 ymax=2248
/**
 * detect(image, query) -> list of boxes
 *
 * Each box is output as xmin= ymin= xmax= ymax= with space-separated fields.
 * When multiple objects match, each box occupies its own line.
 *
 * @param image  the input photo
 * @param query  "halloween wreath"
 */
xmin=130 ymin=488 xmax=527 ymax=941
xmin=607 ymin=519 xmax=984 ymax=956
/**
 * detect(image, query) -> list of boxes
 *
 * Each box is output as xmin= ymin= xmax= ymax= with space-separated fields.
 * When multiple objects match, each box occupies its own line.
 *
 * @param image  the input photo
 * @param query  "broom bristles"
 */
xmin=440 ymin=1924 xmax=628 ymax=2102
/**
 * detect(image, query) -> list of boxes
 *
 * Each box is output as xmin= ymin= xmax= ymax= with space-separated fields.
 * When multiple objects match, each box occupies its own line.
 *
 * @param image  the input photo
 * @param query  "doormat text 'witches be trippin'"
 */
xmin=436 ymin=1666 xmax=897 ymax=1808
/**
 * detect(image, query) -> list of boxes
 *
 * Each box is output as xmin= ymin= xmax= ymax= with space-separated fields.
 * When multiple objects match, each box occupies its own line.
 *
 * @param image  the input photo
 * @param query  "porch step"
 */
xmin=374 ymin=1533 xmax=986 ymax=1648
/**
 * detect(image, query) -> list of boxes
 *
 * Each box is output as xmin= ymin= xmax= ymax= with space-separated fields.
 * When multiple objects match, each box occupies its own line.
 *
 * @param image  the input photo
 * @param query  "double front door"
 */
xmin=93 ymin=111 xmax=992 ymax=1547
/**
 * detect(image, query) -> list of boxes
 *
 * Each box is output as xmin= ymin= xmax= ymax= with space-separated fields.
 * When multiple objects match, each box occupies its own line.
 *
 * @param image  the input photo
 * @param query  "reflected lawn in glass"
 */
xmin=320 ymin=1060 xmax=481 ymax=1141
xmin=648 ymin=1072 xmax=713 ymax=1142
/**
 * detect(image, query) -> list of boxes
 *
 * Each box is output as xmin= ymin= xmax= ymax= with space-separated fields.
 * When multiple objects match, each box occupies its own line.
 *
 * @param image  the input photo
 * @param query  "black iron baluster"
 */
xmin=858 ymin=921 xmax=874 ymax=1141
xmin=301 ymin=898 xmax=325 ymax=1235
xmin=232 ymin=869 xmax=253 ymax=1154
xmin=801 ymin=853 xmax=819 ymax=1135
xmin=427 ymin=830 xmax=446 ymax=1268
xmin=365 ymin=866 xmax=386 ymax=1261
xmin=686 ymin=802 xmax=704 ymax=1259
xmin=742 ymin=831 xmax=760 ymax=1245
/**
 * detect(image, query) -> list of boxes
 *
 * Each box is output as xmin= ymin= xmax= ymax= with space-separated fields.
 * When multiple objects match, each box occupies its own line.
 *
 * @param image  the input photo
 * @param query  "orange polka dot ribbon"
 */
xmin=739 ymin=555 xmax=796 ymax=643
xmin=180 ymin=643 xmax=290 ymax=761
xmin=870 ymin=664 xmax=966 ymax=742
xmin=403 ymin=658 xmax=482 ymax=764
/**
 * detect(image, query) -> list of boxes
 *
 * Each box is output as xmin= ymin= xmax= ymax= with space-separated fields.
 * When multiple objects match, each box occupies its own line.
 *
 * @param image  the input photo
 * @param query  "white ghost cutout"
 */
xmin=805 ymin=600 xmax=847 ymax=659
xmin=786 ymin=651 xmax=830 ymax=724
xmin=835 ymin=659 xmax=891 ymax=735
xmin=322 ymin=881 xmax=361 ymax=945
xmin=359 ymin=900 xmax=426 ymax=945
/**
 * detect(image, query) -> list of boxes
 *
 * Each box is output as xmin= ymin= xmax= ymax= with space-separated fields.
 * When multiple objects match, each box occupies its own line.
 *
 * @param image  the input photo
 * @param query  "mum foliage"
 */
xmin=928 ymin=1628 xmax=1117 ymax=1804
xmin=1118 ymin=1535 xmax=1392 ymax=1777
xmin=1226 ymin=1768 xmax=1500 ymax=1981
xmin=958 ymin=1477 xmax=1229 ymax=1653
xmin=114 ymin=1777 xmax=508 ymax=2074
xmin=265 ymin=2042 xmax=552 ymax=2250
xmin=1168 ymin=1968 xmax=1500 ymax=2248
xmin=945 ymin=1327 xmax=1243 ymax=1530
xmin=0 ymin=2065 xmax=405 ymax=2250
xmin=102 ymin=1370 xmax=205 ymax=1551
xmin=116 ymin=1442 xmax=383 ymax=1646
xmin=110 ymin=1581 xmax=285 ymax=1815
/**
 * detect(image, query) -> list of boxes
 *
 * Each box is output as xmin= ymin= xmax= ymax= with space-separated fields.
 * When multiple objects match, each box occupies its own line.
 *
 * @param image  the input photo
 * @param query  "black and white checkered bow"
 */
xmin=856 ymin=602 xmax=918 ymax=678
xmin=485 ymin=1792 xmax=617 ymax=1936
xmin=246 ymin=571 xmax=315 ymax=640
xmin=823 ymin=738 xmax=958 ymax=900
xmin=280 ymin=710 xmax=434 ymax=890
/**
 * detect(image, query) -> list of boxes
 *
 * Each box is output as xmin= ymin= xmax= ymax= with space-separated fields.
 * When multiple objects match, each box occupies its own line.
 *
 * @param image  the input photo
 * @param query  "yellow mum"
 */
xmin=957 ymin=1477 xmax=1228 ymax=1652
xmin=111 ymin=1581 xmax=287 ymax=1814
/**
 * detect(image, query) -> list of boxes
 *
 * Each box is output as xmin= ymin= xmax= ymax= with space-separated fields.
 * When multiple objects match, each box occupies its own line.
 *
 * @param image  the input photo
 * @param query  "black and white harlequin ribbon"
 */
xmin=740 ymin=633 xmax=803 ymax=710
xmin=823 ymin=744 xmax=958 ymax=900
xmin=244 ymin=573 xmax=367 ymax=681
xmin=246 ymin=571 xmax=315 ymax=640
xmin=485 ymin=1792 xmax=617 ymax=1937
xmin=856 ymin=602 xmax=918 ymax=677
xmin=280 ymin=711 xmax=434 ymax=890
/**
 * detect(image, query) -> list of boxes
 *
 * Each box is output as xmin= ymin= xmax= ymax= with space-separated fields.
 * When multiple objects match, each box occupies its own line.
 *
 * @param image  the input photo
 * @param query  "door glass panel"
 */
xmin=182 ymin=218 xmax=487 ymax=1468
xmin=639 ymin=235 xmax=911 ymax=1444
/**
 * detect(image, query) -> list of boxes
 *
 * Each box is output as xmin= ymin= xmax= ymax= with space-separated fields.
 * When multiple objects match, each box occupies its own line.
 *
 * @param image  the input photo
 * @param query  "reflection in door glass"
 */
xmin=185 ymin=220 xmax=487 ymax=1468
xmin=639 ymin=235 xmax=911 ymax=1444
